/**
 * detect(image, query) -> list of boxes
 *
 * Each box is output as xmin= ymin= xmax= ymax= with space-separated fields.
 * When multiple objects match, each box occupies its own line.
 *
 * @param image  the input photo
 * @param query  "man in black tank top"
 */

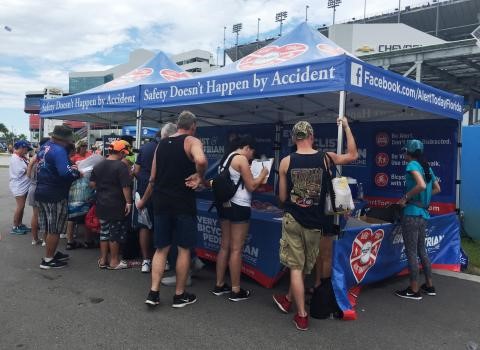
xmin=273 ymin=119 xmax=358 ymax=331
xmin=139 ymin=111 xmax=207 ymax=308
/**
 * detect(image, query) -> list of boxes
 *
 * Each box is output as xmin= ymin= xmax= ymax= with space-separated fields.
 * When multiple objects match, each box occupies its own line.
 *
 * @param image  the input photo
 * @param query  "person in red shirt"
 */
xmin=71 ymin=141 xmax=92 ymax=164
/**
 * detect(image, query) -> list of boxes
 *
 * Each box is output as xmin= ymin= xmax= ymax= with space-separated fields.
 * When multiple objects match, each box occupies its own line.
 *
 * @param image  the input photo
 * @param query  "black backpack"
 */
xmin=211 ymin=153 xmax=243 ymax=206
xmin=310 ymin=278 xmax=342 ymax=319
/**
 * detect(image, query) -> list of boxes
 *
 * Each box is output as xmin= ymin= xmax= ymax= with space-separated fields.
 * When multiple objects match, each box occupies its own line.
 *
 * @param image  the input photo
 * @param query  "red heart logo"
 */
xmin=160 ymin=69 xmax=191 ymax=81
xmin=105 ymin=67 xmax=153 ymax=87
xmin=350 ymin=228 xmax=384 ymax=283
xmin=316 ymin=43 xmax=347 ymax=57
xmin=237 ymin=43 xmax=308 ymax=71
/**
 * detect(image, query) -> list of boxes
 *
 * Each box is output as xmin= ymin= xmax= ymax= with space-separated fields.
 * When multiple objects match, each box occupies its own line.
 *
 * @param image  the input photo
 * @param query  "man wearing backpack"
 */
xmin=273 ymin=118 xmax=358 ymax=331
xmin=140 ymin=111 xmax=207 ymax=308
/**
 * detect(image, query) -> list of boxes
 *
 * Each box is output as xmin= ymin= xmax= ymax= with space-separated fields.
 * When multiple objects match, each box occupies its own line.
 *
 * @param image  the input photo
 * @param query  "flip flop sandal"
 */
xmin=97 ymin=259 xmax=108 ymax=269
xmin=107 ymin=260 xmax=128 ymax=270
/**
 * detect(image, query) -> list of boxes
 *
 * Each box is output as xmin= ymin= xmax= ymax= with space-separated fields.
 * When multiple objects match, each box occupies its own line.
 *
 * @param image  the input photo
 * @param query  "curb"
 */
xmin=433 ymin=269 xmax=480 ymax=283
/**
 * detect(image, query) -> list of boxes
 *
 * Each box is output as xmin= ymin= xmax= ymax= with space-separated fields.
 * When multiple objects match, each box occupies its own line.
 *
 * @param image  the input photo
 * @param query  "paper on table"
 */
xmin=251 ymin=158 xmax=274 ymax=184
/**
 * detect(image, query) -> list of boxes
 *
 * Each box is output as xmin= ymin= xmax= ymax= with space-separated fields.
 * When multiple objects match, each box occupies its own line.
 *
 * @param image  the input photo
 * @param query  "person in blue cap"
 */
xmin=395 ymin=139 xmax=441 ymax=300
xmin=9 ymin=140 xmax=33 ymax=234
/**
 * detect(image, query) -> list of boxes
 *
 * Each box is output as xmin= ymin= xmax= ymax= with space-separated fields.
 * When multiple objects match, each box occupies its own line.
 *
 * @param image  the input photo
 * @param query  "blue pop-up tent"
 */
xmin=137 ymin=23 xmax=464 ymax=313
xmin=40 ymin=51 xmax=191 ymax=146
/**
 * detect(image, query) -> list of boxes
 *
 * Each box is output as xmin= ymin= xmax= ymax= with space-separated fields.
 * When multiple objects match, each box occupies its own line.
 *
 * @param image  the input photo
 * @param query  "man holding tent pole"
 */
xmin=273 ymin=117 xmax=358 ymax=331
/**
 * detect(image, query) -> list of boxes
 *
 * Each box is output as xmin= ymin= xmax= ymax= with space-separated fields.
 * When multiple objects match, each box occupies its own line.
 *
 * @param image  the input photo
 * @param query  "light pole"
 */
xmin=223 ymin=26 xmax=226 ymax=66
xmin=232 ymin=23 xmax=242 ymax=62
xmin=257 ymin=18 xmax=261 ymax=41
xmin=364 ymin=0 xmax=367 ymax=23
xmin=275 ymin=11 xmax=288 ymax=36
xmin=327 ymin=0 xmax=342 ymax=25
xmin=397 ymin=0 xmax=401 ymax=23
xmin=305 ymin=5 xmax=309 ymax=22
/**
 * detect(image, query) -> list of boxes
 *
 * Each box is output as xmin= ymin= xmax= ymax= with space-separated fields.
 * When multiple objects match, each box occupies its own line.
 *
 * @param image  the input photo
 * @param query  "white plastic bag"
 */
xmin=325 ymin=176 xmax=355 ymax=214
xmin=135 ymin=192 xmax=152 ymax=229
xmin=77 ymin=154 xmax=104 ymax=177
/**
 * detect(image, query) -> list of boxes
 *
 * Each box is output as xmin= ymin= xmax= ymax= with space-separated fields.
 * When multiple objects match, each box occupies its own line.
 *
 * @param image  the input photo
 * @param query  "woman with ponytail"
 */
xmin=396 ymin=139 xmax=441 ymax=300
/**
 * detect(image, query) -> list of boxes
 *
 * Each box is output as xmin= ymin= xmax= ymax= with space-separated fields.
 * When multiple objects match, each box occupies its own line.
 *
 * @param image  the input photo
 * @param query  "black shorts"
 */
xmin=153 ymin=212 xmax=196 ymax=249
xmin=217 ymin=202 xmax=251 ymax=224
xmin=69 ymin=215 xmax=86 ymax=225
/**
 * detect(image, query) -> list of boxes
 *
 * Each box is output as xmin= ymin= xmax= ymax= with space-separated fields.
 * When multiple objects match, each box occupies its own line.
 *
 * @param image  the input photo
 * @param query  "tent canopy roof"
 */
xmin=40 ymin=23 xmax=464 ymax=128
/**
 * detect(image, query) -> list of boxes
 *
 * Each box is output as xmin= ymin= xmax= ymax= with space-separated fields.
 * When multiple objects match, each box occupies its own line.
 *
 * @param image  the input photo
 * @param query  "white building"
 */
xmin=172 ymin=49 xmax=220 ymax=74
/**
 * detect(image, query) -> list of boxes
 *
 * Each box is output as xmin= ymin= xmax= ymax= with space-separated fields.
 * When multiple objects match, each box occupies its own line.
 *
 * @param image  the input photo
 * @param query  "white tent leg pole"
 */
xmin=135 ymin=109 xmax=143 ymax=150
xmin=456 ymin=120 xmax=462 ymax=214
xmin=86 ymin=122 xmax=91 ymax=149
xmin=335 ymin=91 xmax=347 ymax=228
xmin=336 ymin=91 xmax=347 ymax=169
xmin=274 ymin=123 xmax=282 ymax=193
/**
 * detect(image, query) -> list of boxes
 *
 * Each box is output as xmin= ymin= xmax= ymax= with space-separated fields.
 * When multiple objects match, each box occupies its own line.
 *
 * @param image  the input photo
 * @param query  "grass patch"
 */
xmin=462 ymin=237 xmax=480 ymax=275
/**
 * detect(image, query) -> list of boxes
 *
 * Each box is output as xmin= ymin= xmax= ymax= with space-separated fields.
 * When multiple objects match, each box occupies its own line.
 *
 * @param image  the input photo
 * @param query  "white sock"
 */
xmin=44 ymin=257 xmax=53 ymax=262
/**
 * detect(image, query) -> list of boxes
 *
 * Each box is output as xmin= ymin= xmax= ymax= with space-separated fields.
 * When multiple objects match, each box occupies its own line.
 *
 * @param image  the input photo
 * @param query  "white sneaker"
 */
xmin=59 ymin=234 xmax=67 ymax=239
xmin=41 ymin=241 xmax=46 ymax=247
xmin=141 ymin=259 xmax=151 ymax=273
xmin=161 ymin=274 xmax=192 ymax=287
xmin=165 ymin=261 xmax=170 ymax=272
xmin=32 ymin=239 xmax=43 ymax=246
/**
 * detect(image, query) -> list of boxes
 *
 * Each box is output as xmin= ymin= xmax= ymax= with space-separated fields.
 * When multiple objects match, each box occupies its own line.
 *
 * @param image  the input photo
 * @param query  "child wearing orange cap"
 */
xmin=90 ymin=140 xmax=133 ymax=270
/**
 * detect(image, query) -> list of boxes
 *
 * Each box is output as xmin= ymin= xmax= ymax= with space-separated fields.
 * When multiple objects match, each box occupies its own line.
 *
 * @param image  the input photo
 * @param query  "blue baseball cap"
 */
xmin=14 ymin=140 xmax=33 ymax=151
xmin=402 ymin=139 xmax=424 ymax=153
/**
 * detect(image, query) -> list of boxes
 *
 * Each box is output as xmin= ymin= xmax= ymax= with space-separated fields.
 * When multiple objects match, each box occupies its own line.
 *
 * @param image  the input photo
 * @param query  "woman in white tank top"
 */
xmin=211 ymin=136 xmax=269 ymax=301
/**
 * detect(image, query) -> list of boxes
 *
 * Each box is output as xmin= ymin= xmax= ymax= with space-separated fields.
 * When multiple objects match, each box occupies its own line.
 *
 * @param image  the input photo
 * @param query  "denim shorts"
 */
xmin=217 ymin=202 xmax=251 ymax=224
xmin=153 ymin=212 xmax=196 ymax=249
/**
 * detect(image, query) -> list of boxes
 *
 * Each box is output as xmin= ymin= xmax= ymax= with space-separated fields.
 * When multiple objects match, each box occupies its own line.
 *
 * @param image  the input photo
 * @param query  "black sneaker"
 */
xmin=66 ymin=240 xmax=81 ymax=250
xmin=229 ymin=288 xmax=251 ymax=302
xmin=40 ymin=258 xmax=67 ymax=270
xmin=172 ymin=292 xmax=197 ymax=308
xmin=53 ymin=251 xmax=70 ymax=262
xmin=145 ymin=290 xmax=160 ymax=307
xmin=395 ymin=287 xmax=422 ymax=300
xmin=420 ymin=283 xmax=436 ymax=296
xmin=211 ymin=283 xmax=231 ymax=296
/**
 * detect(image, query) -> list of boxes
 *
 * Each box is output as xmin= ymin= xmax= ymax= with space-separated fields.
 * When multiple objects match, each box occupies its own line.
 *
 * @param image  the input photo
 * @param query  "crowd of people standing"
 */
xmin=7 ymin=110 xmax=439 ymax=331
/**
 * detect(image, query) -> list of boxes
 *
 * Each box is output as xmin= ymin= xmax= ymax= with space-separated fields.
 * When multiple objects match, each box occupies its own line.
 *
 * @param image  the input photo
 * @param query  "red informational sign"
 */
xmin=375 ymin=132 xmax=390 ymax=147
xmin=374 ymin=173 xmax=389 ymax=187
xmin=375 ymin=153 xmax=389 ymax=167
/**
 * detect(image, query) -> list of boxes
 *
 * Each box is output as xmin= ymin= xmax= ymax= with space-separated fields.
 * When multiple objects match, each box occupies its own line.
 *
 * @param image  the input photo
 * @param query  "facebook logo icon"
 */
xmin=350 ymin=62 xmax=363 ymax=87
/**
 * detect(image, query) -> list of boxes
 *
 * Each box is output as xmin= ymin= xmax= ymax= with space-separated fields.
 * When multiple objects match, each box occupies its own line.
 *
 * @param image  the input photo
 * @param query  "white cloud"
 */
xmin=0 ymin=0 xmax=430 ymax=134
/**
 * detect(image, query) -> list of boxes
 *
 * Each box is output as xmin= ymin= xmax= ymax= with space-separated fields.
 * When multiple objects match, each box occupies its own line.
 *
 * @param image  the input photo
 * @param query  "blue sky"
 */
xmin=0 ymin=0 xmax=428 ymax=137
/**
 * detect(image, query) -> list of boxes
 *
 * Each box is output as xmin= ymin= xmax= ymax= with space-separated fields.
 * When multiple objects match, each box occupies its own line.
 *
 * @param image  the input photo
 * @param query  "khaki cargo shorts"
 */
xmin=279 ymin=212 xmax=322 ymax=274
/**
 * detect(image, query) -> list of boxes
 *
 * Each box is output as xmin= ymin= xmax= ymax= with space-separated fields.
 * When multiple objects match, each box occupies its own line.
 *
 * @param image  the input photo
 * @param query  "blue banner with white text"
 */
xmin=332 ymin=213 xmax=460 ymax=314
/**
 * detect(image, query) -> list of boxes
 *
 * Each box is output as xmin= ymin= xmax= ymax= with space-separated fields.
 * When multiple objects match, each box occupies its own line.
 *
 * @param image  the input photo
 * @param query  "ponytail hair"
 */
xmin=408 ymin=150 xmax=432 ymax=183
xmin=219 ymin=135 xmax=257 ymax=165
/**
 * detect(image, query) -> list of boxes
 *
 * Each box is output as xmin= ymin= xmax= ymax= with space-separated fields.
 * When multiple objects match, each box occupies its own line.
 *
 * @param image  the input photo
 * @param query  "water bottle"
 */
xmin=357 ymin=183 xmax=364 ymax=200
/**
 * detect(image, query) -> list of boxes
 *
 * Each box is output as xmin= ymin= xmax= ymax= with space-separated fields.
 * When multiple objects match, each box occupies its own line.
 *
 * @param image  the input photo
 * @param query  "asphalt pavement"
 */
xmin=0 ymin=168 xmax=479 ymax=350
